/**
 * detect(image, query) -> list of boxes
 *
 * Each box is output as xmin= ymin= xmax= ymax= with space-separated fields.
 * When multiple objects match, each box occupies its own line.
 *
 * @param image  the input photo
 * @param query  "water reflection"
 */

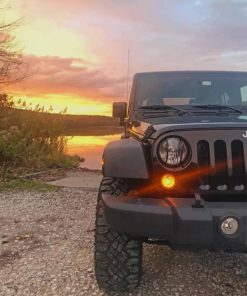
xmin=66 ymin=134 xmax=121 ymax=170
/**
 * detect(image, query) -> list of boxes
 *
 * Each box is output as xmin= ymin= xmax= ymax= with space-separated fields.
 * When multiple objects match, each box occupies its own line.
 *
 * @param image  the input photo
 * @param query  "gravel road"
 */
xmin=1 ymin=186 xmax=247 ymax=296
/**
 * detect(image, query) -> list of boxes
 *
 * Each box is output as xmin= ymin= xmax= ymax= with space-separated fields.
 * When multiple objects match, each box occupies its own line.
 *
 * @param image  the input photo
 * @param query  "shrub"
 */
xmin=0 ymin=95 xmax=79 ymax=178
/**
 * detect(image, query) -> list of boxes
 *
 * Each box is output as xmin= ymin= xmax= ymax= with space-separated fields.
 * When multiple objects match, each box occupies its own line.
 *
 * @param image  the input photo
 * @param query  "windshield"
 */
xmin=134 ymin=72 xmax=247 ymax=108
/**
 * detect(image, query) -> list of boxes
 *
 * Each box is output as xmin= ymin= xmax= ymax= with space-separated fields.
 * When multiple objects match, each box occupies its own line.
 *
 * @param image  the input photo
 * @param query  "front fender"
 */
xmin=102 ymin=138 xmax=149 ymax=179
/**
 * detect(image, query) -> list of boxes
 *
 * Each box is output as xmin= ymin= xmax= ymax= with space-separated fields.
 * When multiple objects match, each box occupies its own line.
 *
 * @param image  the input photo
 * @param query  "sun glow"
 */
xmin=10 ymin=93 xmax=111 ymax=116
xmin=15 ymin=19 xmax=98 ymax=62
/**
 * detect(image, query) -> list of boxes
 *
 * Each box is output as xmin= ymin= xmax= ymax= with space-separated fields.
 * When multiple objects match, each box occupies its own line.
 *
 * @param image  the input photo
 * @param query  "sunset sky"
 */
xmin=4 ymin=0 xmax=247 ymax=115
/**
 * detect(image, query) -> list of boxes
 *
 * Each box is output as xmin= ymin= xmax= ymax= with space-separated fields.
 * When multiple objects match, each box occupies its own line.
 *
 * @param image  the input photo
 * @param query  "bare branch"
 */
xmin=0 ymin=1 xmax=26 ymax=88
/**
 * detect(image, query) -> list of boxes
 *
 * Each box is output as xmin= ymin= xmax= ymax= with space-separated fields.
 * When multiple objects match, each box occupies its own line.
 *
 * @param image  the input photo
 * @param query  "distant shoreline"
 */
xmin=1 ymin=108 xmax=123 ymax=136
xmin=63 ymin=126 xmax=123 ymax=136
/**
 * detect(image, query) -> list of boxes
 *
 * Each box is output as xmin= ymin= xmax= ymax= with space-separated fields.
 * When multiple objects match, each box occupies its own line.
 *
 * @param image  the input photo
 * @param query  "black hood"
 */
xmin=144 ymin=113 xmax=247 ymax=125
xmin=131 ymin=114 xmax=247 ymax=139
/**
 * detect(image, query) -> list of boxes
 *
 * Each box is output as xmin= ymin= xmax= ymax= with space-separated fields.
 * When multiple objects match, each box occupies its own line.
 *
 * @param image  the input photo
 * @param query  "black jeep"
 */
xmin=94 ymin=71 xmax=247 ymax=291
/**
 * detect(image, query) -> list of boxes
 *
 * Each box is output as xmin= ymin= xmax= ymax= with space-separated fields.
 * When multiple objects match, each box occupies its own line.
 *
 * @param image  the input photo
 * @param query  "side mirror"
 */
xmin=112 ymin=102 xmax=127 ymax=120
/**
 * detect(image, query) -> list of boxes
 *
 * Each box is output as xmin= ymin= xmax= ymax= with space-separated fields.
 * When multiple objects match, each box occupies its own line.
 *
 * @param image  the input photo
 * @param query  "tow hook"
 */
xmin=192 ymin=192 xmax=203 ymax=208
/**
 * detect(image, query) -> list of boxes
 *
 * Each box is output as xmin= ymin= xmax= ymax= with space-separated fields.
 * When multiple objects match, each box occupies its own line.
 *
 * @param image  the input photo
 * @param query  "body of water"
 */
xmin=66 ymin=134 xmax=121 ymax=170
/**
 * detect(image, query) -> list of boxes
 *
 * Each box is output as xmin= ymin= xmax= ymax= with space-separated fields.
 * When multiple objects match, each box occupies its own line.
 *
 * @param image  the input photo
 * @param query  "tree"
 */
xmin=0 ymin=93 xmax=13 ymax=108
xmin=0 ymin=1 xmax=26 ymax=87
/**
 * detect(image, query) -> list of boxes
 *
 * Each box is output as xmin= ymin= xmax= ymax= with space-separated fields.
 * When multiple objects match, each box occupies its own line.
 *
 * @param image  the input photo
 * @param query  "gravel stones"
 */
xmin=1 ymin=187 xmax=247 ymax=295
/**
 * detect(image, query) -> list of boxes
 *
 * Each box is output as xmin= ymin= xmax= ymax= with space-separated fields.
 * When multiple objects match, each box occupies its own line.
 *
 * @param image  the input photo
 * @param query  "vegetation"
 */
xmin=0 ymin=95 xmax=80 ymax=179
xmin=2 ymin=105 xmax=120 ymax=135
xmin=0 ymin=178 xmax=58 ymax=192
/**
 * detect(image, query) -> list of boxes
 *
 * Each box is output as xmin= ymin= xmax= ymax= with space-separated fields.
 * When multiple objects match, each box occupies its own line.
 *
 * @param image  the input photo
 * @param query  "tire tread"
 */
xmin=94 ymin=177 xmax=142 ymax=292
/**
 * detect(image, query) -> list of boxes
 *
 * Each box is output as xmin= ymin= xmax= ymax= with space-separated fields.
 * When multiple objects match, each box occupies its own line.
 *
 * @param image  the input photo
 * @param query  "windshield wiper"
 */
xmin=139 ymin=105 xmax=187 ymax=116
xmin=191 ymin=104 xmax=243 ymax=114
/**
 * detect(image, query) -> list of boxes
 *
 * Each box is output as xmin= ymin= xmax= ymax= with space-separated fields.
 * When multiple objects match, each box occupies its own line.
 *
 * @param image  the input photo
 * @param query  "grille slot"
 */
xmin=197 ymin=140 xmax=210 ymax=185
xmin=214 ymin=140 xmax=228 ymax=187
xmin=231 ymin=140 xmax=245 ymax=186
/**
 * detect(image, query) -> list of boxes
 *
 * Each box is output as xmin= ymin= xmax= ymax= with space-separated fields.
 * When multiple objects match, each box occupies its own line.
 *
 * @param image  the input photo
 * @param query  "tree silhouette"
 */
xmin=0 ymin=93 xmax=13 ymax=108
xmin=0 ymin=2 xmax=27 ymax=87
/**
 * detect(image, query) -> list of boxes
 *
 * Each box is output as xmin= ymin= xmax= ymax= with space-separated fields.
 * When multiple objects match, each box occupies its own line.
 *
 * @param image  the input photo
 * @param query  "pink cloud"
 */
xmin=10 ymin=55 xmax=125 ymax=101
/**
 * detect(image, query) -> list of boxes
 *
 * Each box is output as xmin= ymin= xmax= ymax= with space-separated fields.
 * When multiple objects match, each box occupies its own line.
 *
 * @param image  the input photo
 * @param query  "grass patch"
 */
xmin=0 ymin=178 xmax=59 ymax=192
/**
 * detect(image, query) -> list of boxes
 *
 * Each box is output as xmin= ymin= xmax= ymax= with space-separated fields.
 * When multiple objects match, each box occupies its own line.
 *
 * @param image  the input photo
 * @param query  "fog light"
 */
xmin=161 ymin=174 xmax=176 ymax=189
xmin=221 ymin=217 xmax=239 ymax=235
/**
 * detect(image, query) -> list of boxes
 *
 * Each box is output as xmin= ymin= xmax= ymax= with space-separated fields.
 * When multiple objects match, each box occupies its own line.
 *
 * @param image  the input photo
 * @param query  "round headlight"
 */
xmin=158 ymin=136 xmax=191 ymax=169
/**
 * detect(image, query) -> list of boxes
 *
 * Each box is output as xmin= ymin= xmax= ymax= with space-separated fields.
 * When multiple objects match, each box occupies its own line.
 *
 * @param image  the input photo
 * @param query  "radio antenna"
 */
xmin=126 ymin=49 xmax=130 ymax=100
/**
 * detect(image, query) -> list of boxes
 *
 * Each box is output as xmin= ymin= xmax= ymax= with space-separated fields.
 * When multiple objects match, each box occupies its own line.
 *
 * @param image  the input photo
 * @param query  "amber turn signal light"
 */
xmin=161 ymin=174 xmax=176 ymax=189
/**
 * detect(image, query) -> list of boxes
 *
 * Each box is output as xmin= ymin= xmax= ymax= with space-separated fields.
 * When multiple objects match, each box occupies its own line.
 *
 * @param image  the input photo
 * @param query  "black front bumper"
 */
xmin=102 ymin=194 xmax=247 ymax=252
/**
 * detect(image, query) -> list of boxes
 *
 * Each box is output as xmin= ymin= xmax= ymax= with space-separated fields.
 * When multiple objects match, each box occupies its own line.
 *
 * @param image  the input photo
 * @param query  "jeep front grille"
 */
xmin=162 ymin=128 xmax=247 ymax=193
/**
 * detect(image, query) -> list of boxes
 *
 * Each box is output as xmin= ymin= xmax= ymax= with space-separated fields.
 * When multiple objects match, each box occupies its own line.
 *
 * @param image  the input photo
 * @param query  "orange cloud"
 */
xmin=11 ymin=55 xmax=125 ymax=99
xmin=7 ymin=55 xmax=125 ymax=115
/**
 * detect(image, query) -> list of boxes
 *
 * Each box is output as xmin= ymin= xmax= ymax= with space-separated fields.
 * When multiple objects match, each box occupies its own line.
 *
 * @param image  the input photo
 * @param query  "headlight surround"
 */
xmin=158 ymin=136 xmax=191 ymax=170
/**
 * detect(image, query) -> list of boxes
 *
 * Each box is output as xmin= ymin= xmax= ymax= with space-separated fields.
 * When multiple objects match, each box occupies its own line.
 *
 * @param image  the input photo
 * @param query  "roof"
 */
xmin=134 ymin=70 xmax=247 ymax=77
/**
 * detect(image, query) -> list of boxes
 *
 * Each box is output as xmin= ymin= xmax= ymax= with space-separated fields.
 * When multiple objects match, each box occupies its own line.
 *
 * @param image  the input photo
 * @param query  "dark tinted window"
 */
xmin=134 ymin=72 xmax=247 ymax=107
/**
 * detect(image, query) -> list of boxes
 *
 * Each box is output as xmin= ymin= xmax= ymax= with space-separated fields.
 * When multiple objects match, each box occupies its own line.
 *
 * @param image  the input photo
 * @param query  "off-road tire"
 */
xmin=94 ymin=177 xmax=143 ymax=292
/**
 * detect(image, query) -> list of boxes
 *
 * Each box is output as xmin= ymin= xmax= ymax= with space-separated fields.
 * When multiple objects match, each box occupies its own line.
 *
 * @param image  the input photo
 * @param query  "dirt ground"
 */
xmin=1 ymin=174 xmax=247 ymax=296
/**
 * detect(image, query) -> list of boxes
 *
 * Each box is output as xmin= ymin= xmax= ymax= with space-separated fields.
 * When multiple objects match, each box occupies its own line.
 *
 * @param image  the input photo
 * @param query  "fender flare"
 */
xmin=102 ymin=138 xmax=149 ymax=179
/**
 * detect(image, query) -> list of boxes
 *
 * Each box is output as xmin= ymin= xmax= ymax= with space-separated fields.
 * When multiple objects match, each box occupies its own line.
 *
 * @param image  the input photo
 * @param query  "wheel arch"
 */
xmin=102 ymin=138 xmax=149 ymax=179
